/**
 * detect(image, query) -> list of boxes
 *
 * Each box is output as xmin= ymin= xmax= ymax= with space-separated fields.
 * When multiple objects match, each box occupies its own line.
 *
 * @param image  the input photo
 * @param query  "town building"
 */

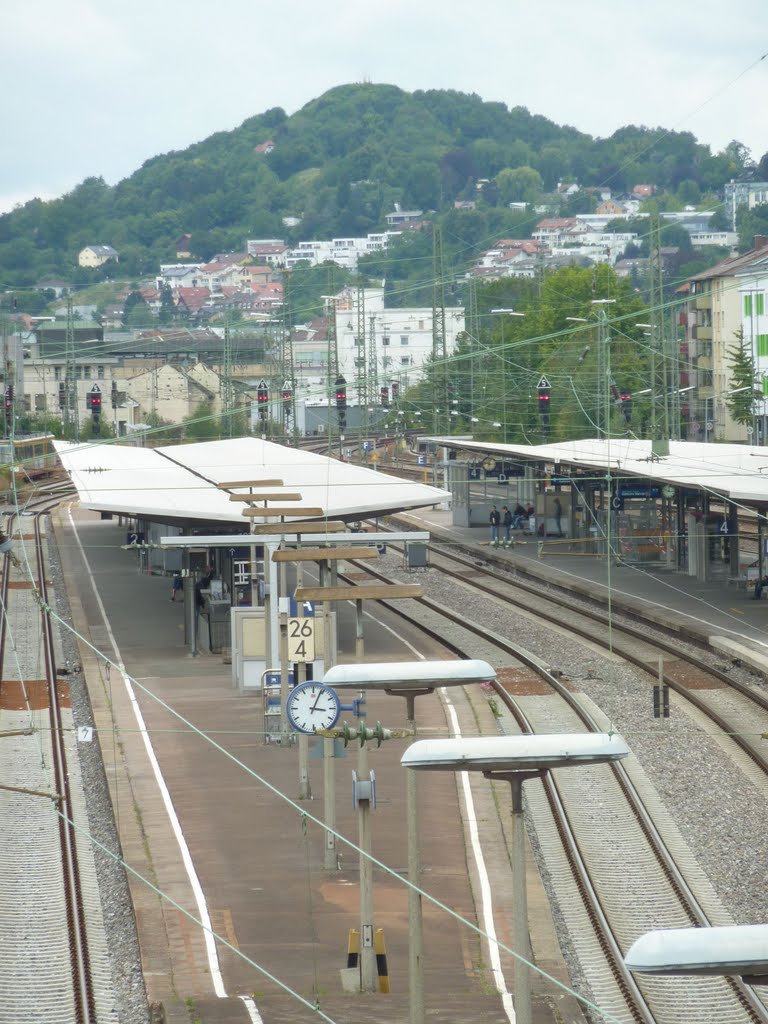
xmin=724 ymin=181 xmax=768 ymax=229
xmin=78 ymin=245 xmax=119 ymax=269
xmin=683 ymin=237 xmax=768 ymax=442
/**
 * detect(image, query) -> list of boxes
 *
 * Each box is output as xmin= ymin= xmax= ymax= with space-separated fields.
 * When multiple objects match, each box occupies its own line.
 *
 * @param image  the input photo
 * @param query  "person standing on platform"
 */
xmin=489 ymin=505 xmax=500 ymax=547
xmin=501 ymin=505 xmax=513 ymax=547
xmin=554 ymin=495 xmax=564 ymax=537
xmin=170 ymin=573 xmax=183 ymax=602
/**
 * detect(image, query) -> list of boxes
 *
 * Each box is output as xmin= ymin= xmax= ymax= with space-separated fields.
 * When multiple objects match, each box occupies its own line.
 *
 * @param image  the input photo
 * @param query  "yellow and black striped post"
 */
xmin=374 ymin=929 xmax=389 ymax=993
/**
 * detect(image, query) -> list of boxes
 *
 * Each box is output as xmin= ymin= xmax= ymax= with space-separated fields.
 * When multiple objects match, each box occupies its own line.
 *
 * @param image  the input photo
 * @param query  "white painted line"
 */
xmin=442 ymin=690 xmax=516 ymax=1024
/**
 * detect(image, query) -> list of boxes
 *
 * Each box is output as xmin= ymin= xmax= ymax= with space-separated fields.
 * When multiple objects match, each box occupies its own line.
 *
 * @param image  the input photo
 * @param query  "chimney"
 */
xmin=754 ymin=235 xmax=768 ymax=251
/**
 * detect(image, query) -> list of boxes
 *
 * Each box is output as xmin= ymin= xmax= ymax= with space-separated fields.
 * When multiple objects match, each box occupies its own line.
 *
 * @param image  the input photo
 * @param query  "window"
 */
xmin=34 ymin=394 xmax=46 ymax=412
xmin=400 ymin=336 xmax=409 ymax=346
xmin=84 ymin=365 xmax=91 ymax=378
xmin=745 ymin=294 xmax=753 ymax=316
xmin=53 ymin=366 xmax=61 ymax=381
xmin=382 ymin=356 xmax=392 ymax=367
xmin=418 ymin=320 xmax=424 ymax=330
xmin=97 ymin=365 xmax=104 ymax=378
xmin=758 ymin=334 xmax=768 ymax=358
xmin=400 ymin=355 xmax=411 ymax=365
xmin=382 ymin=336 xmax=390 ymax=346
xmin=23 ymin=393 xmax=31 ymax=412
xmin=758 ymin=294 xmax=765 ymax=316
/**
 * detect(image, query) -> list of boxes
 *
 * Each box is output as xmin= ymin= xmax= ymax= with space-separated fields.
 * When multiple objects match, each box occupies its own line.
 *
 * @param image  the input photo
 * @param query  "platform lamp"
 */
xmin=402 ymin=732 xmax=630 ymax=1024
xmin=625 ymin=924 xmax=768 ymax=985
xmin=322 ymin=659 xmax=496 ymax=1021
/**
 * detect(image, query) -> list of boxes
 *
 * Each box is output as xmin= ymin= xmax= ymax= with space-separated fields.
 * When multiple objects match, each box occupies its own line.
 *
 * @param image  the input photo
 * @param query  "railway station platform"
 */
xmin=55 ymin=507 xmax=580 ymax=1024
xmin=399 ymin=507 xmax=768 ymax=675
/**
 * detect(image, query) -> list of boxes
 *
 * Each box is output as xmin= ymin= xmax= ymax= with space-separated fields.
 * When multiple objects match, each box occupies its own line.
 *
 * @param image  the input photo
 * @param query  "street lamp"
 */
xmin=323 ymin=659 xmax=495 ymax=1021
xmin=402 ymin=732 xmax=630 ymax=1024
xmin=625 ymin=924 xmax=768 ymax=982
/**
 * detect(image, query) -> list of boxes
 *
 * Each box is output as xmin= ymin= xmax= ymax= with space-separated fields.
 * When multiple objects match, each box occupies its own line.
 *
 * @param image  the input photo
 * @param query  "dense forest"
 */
xmin=0 ymin=82 xmax=766 ymax=292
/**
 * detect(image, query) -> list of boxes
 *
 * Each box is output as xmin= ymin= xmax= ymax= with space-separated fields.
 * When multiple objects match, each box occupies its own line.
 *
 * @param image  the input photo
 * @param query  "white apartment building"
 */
xmin=284 ymin=232 xmax=401 ymax=270
xmin=331 ymin=287 xmax=465 ymax=405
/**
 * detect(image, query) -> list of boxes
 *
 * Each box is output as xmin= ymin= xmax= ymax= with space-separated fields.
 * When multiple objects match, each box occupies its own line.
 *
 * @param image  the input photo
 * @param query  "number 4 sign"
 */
xmin=287 ymin=617 xmax=315 ymax=663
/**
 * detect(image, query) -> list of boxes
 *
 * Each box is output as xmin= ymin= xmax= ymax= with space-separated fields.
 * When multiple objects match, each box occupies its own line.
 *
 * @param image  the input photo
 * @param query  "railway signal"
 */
xmin=256 ymin=379 xmax=269 ymax=422
xmin=4 ymin=385 xmax=13 ymax=430
xmin=620 ymin=389 xmax=632 ymax=424
xmin=335 ymin=375 xmax=347 ymax=430
xmin=380 ymin=385 xmax=389 ymax=408
xmin=391 ymin=381 xmax=399 ymax=402
xmin=537 ymin=375 xmax=551 ymax=433
xmin=90 ymin=388 xmax=102 ymax=434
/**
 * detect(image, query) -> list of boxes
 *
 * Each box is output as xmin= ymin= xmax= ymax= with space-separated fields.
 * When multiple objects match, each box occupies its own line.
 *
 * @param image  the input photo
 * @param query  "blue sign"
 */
xmin=126 ymin=531 xmax=145 ymax=545
xmin=289 ymin=594 xmax=315 ymax=617
xmin=226 ymin=546 xmax=251 ymax=560
xmin=362 ymin=439 xmax=373 ymax=452
xmin=417 ymin=454 xmax=427 ymax=466
xmin=265 ymin=671 xmax=294 ymax=689
xmin=618 ymin=486 xmax=660 ymax=499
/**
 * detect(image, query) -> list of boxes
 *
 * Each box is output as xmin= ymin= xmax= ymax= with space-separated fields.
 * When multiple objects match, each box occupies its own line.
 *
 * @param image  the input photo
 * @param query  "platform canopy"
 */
xmin=53 ymin=437 xmax=450 ymax=526
xmin=429 ymin=437 xmax=768 ymax=505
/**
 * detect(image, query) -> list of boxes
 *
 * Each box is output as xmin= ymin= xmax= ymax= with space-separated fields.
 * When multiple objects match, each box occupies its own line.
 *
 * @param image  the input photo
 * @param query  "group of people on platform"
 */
xmin=489 ymin=503 xmax=534 ymax=548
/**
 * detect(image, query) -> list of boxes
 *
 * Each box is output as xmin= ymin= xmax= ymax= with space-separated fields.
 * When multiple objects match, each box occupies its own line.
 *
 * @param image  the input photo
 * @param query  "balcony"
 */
xmin=695 ymin=325 xmax=712 ymax=341
xmin=694 ymin=295 xmax=712 ymax=311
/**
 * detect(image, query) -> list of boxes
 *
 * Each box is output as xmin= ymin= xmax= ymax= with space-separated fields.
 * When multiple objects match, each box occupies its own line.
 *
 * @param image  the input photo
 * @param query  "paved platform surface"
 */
xmin=401 ymin=507 xmax=768 ymax=670
xmin=56 ymin=508 xmax=580 ymax=1024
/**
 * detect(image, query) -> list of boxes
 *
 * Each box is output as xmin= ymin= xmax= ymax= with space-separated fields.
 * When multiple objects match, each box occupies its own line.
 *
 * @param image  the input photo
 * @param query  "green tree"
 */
xmin=725 ymin=330 xmax=760 ymax=426
xmin=183 ymin=401 xmax=220 ymax=441
xmin=495 ymin=166 xmax=543 ymax=205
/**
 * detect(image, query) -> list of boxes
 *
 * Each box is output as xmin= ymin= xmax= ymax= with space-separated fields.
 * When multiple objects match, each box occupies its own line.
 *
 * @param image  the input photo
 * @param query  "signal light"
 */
xmin=334 ymin=375 xmax=347 ymax=431
xmin=537 ymin=385 xmax=551 ymax=432
xmin=4 ymin=385 xmax=13 ymax=429
xmin=380 ymin=386 xmax=389 ymax=408
xmin=620 ymin=389 xmax=632 ymax=423
xmin=91 ymin=392 xmax=102 ymax=434
xmin=58 ymin=382 xmax=65 ymax=409
xmin=391 ymin=381 xmax=399 ymax=402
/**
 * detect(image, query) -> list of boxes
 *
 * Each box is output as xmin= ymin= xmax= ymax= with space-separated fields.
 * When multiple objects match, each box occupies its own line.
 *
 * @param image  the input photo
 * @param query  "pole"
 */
xmin=321 ymin=560 xmax=337 ymax=870
xmin=357 ymin=695 xmax=377 ymax=992
xmin=510 ymin=775 xmax=532 ymax=1024
xmin=406 ymin=724 xmax=424 ymax=1024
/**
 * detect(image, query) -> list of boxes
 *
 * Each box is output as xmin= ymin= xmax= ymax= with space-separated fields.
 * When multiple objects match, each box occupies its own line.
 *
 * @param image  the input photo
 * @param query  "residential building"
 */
xmin=737 ymin=253 xmax=768 ymax=441
xmin=683 ymin=237 xmax=768 ymax=441
xmin=78 ymin=245 xmax=119 ymax=268
xmin=724 ymin=180 xmax=768 ymax=229
xmin=385 ymin=206 xmax=424 ymax=228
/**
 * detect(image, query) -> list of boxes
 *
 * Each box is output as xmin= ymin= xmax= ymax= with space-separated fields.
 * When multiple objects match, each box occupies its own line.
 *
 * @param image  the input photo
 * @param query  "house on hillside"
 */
xmin=175 ymin=234 xmax=192 ymax=259
xmin=78 ymin=245 xmax=119 ymax=269
xmin=254 ymin=140 xmax=275 ymax=155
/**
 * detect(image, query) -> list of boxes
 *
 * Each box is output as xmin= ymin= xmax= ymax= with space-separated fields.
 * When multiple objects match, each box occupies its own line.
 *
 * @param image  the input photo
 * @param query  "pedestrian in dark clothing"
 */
xmin=489 ymin=505 xmax=500 ymax=547
xmin=194 ymin=566 xmax=215 ymax=610
xmin=170 ymin=573 xmax=183 ymax=602
xmin=501 ymin=506 xmax=513 ymax=547
xmin=553 ymin=496 xmax=564 ymax=537
xmin=512 ymin=502 xmax=527 ymax=529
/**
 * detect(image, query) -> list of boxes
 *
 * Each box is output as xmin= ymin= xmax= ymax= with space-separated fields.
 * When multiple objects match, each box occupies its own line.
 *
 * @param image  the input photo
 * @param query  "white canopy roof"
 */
xmin=54 ymin=437 xmax=450 ymax=525
xmin=431 ymin=437 xmax=768 ymax=505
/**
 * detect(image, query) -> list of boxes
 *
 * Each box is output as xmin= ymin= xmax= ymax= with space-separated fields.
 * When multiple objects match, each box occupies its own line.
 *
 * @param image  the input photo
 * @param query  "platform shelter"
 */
xmin=428 ymin=436 xmax=768 ymax=584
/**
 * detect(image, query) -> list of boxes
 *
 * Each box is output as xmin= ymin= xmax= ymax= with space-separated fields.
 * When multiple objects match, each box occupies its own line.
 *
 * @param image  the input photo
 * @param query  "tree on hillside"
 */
xmin=495 ymin=166 xmax=542 ymax=205
xmin=122 ymin=290 xmax=150 ymax=328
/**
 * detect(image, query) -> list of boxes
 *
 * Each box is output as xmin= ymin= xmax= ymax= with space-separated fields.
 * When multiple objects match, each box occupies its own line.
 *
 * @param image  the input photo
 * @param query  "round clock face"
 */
xmin=482 ymin=457 xmax=497 ymax=471
xmin=662 ymin=485 xmax=676 ymax=499
xmin=286 ymin=683 xmax=341 ymax=735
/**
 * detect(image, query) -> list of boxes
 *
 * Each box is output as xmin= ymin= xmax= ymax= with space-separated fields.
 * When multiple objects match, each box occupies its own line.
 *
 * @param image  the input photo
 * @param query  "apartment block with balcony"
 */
xmin=684 ymin=237 xmax=768 ymax=441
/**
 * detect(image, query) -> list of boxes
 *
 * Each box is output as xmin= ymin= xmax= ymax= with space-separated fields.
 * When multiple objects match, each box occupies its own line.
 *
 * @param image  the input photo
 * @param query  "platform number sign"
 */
xmin=287 ymin=617 xmax=315 ymax=663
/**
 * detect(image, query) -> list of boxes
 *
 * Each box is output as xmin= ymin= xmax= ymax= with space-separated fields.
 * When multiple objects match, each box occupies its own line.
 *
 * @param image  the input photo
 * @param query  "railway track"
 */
xmin=0 ymin=492 xmax=117 ymax=1024
xmin=332 ymin=544 xmax=768 ymax=1023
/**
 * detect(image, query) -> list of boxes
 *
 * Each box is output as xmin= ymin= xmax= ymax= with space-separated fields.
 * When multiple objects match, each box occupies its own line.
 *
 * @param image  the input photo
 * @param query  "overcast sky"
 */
xmin=2 ymin=1 xmax=766 ymax=214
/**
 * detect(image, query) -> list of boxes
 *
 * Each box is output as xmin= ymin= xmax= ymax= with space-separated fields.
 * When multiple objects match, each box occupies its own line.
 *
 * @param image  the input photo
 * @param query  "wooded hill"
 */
xmin=0 ymin=82 xmax=762 ymax=289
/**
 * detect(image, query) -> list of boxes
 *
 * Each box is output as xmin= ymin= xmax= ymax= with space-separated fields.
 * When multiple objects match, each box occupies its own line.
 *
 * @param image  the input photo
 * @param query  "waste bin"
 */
xmin=206 ymin=598 xmax=231 ymax=654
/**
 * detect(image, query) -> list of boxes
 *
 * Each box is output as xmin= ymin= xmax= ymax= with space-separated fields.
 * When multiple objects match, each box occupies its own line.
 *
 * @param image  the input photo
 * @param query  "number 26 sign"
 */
xmin=287 ymin=617 xmax=315 ymax=663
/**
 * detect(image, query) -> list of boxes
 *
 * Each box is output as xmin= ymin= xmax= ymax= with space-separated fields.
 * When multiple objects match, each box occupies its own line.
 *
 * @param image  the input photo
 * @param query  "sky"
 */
xmin=1 ymin=1 xmax=766 ymax=215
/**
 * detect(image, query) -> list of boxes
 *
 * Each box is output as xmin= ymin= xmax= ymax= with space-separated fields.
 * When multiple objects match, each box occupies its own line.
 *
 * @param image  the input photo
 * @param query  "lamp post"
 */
xmin=625 ymin=923 xmax=768 ymax=983
xmin=323 ymin=659 xmax=496 ymax=1021
xmin=402 ymin=732 xmax=630 ymax=1024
